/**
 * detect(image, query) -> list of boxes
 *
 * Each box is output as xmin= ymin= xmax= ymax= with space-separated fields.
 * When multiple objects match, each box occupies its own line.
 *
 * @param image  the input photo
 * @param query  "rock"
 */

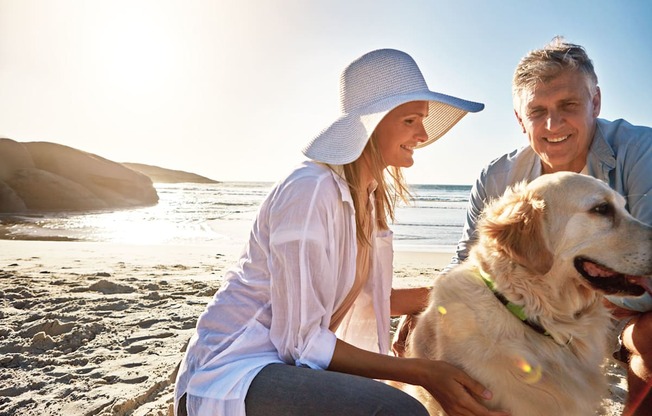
xmin=0 ymin=138 xmax=35 ymax=181
xmin=25 ymin=141 xmax=159 ymax=207
xmin=0 ymin=180 xmax=27 ymax=212
xmin=0 ymin=138 xmax=159 ymax=213
xmin=6 ymin=168 xmax=109 ymax=211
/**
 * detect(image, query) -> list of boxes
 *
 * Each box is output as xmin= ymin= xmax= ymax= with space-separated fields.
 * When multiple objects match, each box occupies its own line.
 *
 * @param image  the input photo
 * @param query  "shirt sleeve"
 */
xmin=605 ymin=125 xmax=652 ymax=312
xmin=266 ymin=175 xmax=344 ymax=369
xmin=443 ymin=147 xmax=534 ymax=275
xmin=443 ymin=167 xmax=489 ymax=274
xmin=623 ymin=133 xmax=652 ymax=227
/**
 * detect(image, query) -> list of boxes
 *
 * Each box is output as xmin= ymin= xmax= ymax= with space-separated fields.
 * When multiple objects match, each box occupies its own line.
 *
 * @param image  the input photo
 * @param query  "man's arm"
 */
xmin=442 ymin=170 xmax=490 ymax=274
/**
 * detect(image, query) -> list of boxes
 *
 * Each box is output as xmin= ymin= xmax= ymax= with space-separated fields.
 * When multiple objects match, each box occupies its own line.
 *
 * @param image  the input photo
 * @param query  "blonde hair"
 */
xmin=512 ymin=36 xmax=599 ymax=101
xmin=343 ymin=133 xmax=411 ymax=246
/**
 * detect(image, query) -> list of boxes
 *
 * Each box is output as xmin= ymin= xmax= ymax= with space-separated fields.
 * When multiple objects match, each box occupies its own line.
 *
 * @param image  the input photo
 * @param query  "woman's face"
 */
xmin=373 ymin=101 xmax=429 ymax=168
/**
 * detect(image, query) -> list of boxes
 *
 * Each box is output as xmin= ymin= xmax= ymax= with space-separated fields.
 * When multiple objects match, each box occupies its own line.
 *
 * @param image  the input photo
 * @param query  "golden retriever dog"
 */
xmin=404 ymin=172 xmax=652 ymax=415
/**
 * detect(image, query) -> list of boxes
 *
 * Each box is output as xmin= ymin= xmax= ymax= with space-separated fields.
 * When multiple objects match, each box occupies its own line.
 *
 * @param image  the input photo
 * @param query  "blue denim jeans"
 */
xmin=243 ymin=363 xmax=429 ymax=416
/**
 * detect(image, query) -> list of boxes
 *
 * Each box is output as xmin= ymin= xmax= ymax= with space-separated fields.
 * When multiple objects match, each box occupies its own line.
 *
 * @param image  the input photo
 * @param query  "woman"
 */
xmin=174 ymin=48 xmax=507 ymax=416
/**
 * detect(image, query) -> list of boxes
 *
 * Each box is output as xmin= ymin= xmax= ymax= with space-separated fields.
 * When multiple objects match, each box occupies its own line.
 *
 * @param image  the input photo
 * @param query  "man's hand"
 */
xmin=392 ymin=313 xmax=418 ymax=357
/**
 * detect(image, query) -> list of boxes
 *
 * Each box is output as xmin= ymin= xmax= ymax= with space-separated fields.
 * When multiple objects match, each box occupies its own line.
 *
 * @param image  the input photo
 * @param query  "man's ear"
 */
xmin=514 ymin=109 xmax=526 ymax=134
xmin=592 ymin=86 xmax=601 ymax=118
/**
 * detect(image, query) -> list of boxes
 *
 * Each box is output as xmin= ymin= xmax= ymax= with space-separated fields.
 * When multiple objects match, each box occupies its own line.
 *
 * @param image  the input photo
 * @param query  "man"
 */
xmin=457 ymin=37 xmax=652 ymax=415
xmin=395 ymin=37 xmax=652 ymax=415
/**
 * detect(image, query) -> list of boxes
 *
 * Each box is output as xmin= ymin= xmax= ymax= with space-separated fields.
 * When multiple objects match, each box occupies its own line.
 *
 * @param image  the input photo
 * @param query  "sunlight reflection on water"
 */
xmin=1 ymin=182 xmax=469 ymax=250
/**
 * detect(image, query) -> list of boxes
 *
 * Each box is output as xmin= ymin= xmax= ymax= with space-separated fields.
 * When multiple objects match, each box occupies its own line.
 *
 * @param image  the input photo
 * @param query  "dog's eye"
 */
xmin=591 ymin=202 xmax=612 ymax=216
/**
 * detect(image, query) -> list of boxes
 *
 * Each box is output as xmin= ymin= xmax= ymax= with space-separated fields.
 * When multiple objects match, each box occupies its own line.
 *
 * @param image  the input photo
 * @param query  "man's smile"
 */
xmin=544 ymin=135 xmax=569 ymax=143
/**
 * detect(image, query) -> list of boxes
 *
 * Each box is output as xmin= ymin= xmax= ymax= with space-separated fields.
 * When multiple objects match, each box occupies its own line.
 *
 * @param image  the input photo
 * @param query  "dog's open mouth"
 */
xmin=574 ymin=257 xmax=648 ymax=296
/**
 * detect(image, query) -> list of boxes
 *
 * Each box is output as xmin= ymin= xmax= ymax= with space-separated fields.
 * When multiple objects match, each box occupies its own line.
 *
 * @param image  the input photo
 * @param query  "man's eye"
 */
xmin=528 ymin=109 xmax=545 ymax=118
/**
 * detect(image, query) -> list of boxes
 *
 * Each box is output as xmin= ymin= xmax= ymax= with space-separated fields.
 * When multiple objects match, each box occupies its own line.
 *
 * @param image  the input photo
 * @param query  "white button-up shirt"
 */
xmin=174 ymin=161 xmax=394 ymax=415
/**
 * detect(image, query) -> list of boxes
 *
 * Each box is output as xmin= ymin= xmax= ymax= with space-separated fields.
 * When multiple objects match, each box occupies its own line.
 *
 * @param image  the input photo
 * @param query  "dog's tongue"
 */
xmin=583 ymin=261 xmax=652 ymax=294
xmin=583 ymin=261 xmax=618 ymax=277
xmin=627 ymin=276 xmax=652 ymax=294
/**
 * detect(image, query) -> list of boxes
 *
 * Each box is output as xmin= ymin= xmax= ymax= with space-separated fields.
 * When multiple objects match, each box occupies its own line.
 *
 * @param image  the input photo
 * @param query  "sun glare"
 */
xmin=85 ymin=4 xmax=179 ymax=107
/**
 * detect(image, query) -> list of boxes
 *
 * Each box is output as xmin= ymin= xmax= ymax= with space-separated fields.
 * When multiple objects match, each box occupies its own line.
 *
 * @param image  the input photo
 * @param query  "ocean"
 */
xmin=0 ymin=182 xmax=471 ymax=252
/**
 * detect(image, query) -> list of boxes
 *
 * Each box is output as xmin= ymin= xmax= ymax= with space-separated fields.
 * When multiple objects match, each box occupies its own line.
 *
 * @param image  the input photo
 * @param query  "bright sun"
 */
xmin=86 ymin=4 xmax=178 ymax=105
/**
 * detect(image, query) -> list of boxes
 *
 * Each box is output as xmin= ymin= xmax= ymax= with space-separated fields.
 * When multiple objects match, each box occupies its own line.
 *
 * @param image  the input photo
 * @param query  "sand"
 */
xmin=0 ymin=239 xmax=627 ymax=416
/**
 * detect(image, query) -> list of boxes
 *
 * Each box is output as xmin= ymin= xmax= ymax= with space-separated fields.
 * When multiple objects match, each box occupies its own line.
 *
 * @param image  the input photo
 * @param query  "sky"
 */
xmin=1 ymin=0 xmax=651 ymax=185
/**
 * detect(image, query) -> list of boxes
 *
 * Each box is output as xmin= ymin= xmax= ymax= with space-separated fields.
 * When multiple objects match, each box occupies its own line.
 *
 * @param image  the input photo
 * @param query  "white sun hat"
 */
xmin=302 ymin=48 xmax=484 ymax=165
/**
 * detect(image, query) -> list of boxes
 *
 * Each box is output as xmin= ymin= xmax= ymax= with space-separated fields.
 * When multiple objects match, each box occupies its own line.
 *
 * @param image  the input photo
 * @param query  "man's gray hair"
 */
xmin=512 ymin=36 xmax=599 ymax=98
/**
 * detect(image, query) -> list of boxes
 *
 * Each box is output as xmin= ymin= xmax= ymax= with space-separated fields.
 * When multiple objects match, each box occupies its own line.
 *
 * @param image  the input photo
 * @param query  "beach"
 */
xmin=0 ymin=239 xmax=627 ymax=415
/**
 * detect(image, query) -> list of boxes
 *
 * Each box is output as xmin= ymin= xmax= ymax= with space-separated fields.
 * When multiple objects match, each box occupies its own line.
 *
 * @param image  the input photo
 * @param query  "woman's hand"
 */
xmin=330 ymin=340 xmax=509 ymax=416
xmin=418 ymin=359 xmax=510 ymax=416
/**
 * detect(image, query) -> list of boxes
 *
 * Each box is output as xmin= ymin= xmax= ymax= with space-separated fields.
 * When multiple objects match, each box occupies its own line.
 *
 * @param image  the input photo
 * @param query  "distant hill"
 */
xmin=123 ymin=163 xmax=218 ymax=184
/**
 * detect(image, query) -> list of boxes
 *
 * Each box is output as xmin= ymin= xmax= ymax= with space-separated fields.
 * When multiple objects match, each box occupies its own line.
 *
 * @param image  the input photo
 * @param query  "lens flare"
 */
xmin=515 ymin=357 xmax=542 ymax=384
xmin=438 ymin=302 xmax=478 ymax=340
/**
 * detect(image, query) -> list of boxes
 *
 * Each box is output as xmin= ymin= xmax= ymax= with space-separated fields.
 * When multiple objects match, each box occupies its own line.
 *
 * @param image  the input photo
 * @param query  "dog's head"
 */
xmin=477 ymin=172 xmax=652 ymax=297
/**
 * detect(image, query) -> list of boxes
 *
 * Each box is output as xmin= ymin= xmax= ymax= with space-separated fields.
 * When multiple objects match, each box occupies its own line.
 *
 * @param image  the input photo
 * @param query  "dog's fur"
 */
xmin=404 ymin=172 xmax=652 ymax=415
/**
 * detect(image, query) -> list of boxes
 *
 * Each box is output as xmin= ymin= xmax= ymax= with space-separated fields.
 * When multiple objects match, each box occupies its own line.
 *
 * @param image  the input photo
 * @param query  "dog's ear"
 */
xmin=480 ymin=185 xmax=554 ymax=275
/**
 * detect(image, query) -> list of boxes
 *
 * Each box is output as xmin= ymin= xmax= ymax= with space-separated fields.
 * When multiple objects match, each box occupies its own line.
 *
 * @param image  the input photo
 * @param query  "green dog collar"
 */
xmin=478 ymin=267 xmax=550 ymax=337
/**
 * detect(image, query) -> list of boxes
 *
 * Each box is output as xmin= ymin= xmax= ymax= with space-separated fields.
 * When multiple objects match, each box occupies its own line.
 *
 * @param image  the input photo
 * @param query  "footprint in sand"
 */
xmin=72 ymin=279 xmax=136 ymax=294
xmin=21 ymin=319 xmax=76 ymax=338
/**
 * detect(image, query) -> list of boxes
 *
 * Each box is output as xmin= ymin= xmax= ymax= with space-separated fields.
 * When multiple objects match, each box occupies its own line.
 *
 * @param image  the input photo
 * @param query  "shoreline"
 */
xmin=0 ymin=239 xmax=457 ymax=269
xmin=0 ymin=239 xmax=625 ymax=415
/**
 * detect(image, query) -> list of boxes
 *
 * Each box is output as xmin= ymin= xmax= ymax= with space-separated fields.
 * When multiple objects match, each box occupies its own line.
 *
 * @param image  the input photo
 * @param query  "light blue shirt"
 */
xmin=450 ymin=118 xmax=652 ymax=312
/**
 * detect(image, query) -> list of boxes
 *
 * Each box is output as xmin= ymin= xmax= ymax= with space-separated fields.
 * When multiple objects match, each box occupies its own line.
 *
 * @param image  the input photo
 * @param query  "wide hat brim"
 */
xmin=302 ymin=90 xmax=484 ymax=165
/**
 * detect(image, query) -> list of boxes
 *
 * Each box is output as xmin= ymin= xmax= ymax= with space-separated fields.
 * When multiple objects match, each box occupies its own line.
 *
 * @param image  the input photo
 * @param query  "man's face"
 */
xmin=514 ymin=70 xmax=601 ymax=174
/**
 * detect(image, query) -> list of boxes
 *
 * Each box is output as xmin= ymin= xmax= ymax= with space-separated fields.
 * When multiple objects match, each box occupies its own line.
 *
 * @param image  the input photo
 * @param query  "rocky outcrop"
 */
xmin=122 ymin=163 xmax=218 ymax=184
xmin=0 ymin=138 xmax=159 ymax=213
